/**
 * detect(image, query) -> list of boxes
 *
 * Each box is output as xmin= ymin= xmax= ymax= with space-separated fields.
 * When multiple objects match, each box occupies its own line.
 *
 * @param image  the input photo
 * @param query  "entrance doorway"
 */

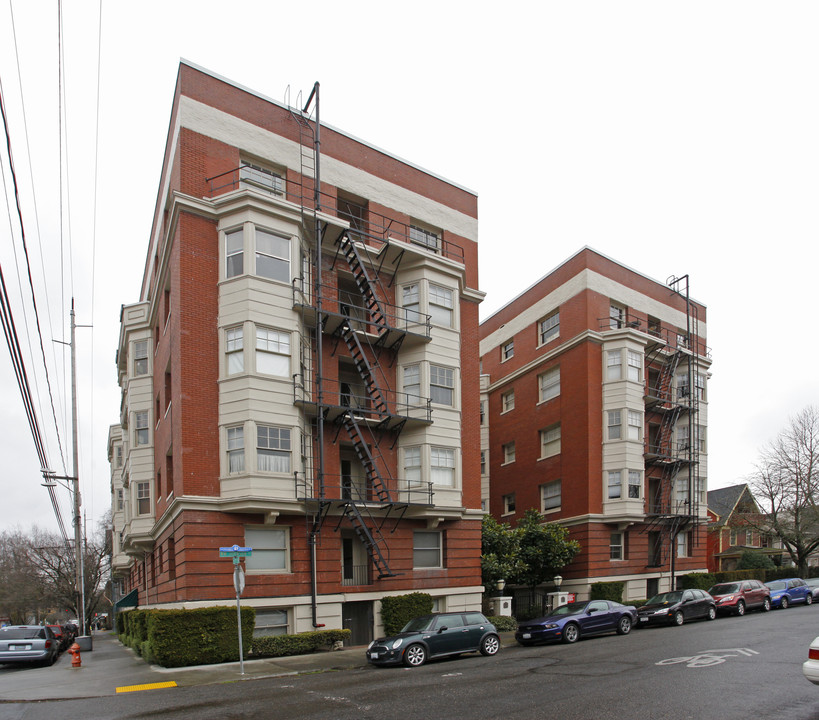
xmin=342 ymin=601 xmax=373 ymax=646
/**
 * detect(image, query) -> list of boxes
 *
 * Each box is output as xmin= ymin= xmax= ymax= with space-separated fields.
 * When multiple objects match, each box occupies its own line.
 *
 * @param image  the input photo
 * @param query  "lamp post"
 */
xmin=496 ymin=578 xmax=506 ymax=596
xmin=553 ymin=575 xmax=563 ymax=591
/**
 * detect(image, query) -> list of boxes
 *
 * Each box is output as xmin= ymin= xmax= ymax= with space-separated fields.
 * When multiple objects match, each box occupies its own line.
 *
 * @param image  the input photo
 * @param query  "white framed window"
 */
xmin=227 ymin=426 xmax=245 ymax=473
xmin=429 ymin=284 xmax=454 ymax=327
xmin=114 ymin=445 xmax=123 ymax=468
xmin=480 ymin=450 xmax=486 ymax=475
xmin=540 ymin=425 xmax=561 ymax=458
xmin=134 ymin=340 xmax=149 ymax=376
xmin=255 ymin=228 xmax=290 ymax=282
xmin=226 ymin=228 xmax=244 ymax=278
xmin=610 ymin=532 xmax=624 ymax=560
xmin=403 ymin=284 xmax=421 ymax=324
xmin=404 ymin=446 xmax=422 ymax=486
xmin=430 ymin=365 xmax=454 ymax=406
xmin=541 ymin=479 xmax=561 ymax=511
xmin=608 ymin=470 xmax=622 ymax=499
xmin=246 ymin=526 xmax=289 ymax=572
xmin=253 ymin=609 xmax=289 ymax=638
xmin=413 ymin=531 xmax=442 ymax=568
xmin=257 ymin=426 xmax=291 ymax=473
xmin=539 ymin=366 xmax=560 ymax=403
xmin=409 ymin=224 xmax=440 ymax=252
xmin=610 ymin=303 xmax=625 ymax=329
xmin=503 ymin=493 xmax=516 ymax=514
xmin=676 ymin=532 xmax=690 ymax=558
xmin=677 ymin=424 xmax=691 ymax=451
xmin=403 ymin=364 xmax=421 ymax=403
xmin=539 ymin=311 xmax=559 ymax=345
xmin=503 ymin=442 xmax=516 ymax=464
xmin=696 ymin=424 xmax=706 ymax=452
xmin=627 ymin=411 xmax=642 ymax=441
xmin=628 ymin=470 xmax=642 ymax=499
xmin=136 ymin=481 xmax=151 ymax=515
xmin=607 ymin=350 xmax=622 ymax=380
xmin=240 ymin=163 xmax=284 ymax=195
xmin=256 ymin=328 xmax=290 ymax=376
xmin=116 ymin=488 xmax=123 ymax=511
xmin=431 ymin=447 xmax=455 ymax=486
xmin=502 ymin=340 xmax=514 ymax=361
xmin=480 ymin=401 xmax=486 ymax=425
xmin=696 ymin=373 xmax=706 ymax=400
xmin=607 ymin=410 xmax=622 ymax=440
xmin=502 ymin=390 xmax=515 ymax=413
xmin=226 ymin=326 xmax=244 ymax=375
xmin=627 ymin=350 xmax=642 ymax=382
xmin=135 ymin=411 xmax=149 ymax=446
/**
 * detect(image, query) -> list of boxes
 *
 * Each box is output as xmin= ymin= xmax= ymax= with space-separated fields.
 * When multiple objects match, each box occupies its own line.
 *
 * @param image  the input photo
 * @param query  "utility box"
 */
xmin=488 ymin=596 xmax=512 ymax=617
xmin=75 ymin=635 xmax=93 ymax=652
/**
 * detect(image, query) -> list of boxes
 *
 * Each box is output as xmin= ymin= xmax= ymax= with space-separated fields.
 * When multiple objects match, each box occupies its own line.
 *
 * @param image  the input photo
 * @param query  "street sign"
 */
xmin=233 ymin=564 xmax=245 ymax=595
xmin=219 ymin=545 xmax=252 ymax=558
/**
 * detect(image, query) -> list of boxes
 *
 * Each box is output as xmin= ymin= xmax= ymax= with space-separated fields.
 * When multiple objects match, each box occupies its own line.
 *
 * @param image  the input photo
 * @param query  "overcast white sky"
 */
xmin=1 ymin=1 xmax=817 ymax=536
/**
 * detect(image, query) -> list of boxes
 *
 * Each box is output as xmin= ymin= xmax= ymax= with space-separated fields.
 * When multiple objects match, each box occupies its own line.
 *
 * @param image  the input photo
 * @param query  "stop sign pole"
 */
xmin=219 ymin=545 xmax=252 ymax=674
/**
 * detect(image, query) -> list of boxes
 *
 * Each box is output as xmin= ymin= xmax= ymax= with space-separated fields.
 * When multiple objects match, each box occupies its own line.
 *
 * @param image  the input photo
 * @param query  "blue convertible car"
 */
xmin=515 ymin=600 xmax=638 ymax=645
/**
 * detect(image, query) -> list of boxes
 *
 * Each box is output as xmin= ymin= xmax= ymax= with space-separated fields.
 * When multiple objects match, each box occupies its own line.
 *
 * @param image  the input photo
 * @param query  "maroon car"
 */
xmin=708 ymin=579 xmax=771 ymax=615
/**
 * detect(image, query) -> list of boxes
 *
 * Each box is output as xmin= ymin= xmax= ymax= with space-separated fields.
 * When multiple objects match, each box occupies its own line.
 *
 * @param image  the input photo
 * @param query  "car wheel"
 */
xmin=706 ymin=605 xmax=716 ymax=621
xmin=616 ymin=616 xmax=632 ymax=635
xmin=562 ymin=623 xmax=580 ymax=644
xmin=736 ymin=601 xmax=745 ymax=616
xmin=403 ymin=644 xmax=427 ymax=668
xmin=781 ymin=596 xmax=790 ymax=609
xmin=672 ymin=610 xmax=684 ymax=626
xmin=807 ymin=594 xmax=813 ymax=606
xmin=762 ymin=597 xmax=771 ymax=612
xmin=480 ymin=634 xmax=500 ymax=656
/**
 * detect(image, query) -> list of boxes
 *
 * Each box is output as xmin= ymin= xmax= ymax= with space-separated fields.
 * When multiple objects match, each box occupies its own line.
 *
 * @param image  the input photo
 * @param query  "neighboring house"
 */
xmin=479 ymin=248 xmax=711 ymax=602
xmin=707 ymin=484 xmax=782 ymax=572
xmin=108 ymin=61 xmax=484 ymax=645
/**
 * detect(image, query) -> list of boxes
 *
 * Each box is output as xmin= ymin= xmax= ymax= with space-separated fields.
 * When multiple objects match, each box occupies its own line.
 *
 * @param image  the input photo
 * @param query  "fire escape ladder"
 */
xmin=338 ymin=232 xmax=389 ymax=337
xmin=342 ymin=501 xmax=396 ymax=579
xmin=286 ymin=102 xmax=317 ymax=221
xmin=341 ymin=411 xmax=392 ymax=503
xmin=339 ymin=320 xmax=388 ymax=416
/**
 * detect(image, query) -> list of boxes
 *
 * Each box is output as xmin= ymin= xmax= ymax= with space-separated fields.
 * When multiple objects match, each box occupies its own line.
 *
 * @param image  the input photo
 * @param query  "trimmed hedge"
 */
xmin=487 ymin=615 xmax=517 ymax=631
xmin=590 ymin=582 xmax=625 ymax=603
xmin=118 ymin=606 xmax=255 ymax=668
xmin=251 ymin=629 xmax=351 ymax=658
xmin=380 ymin=593 xmax=433 ymax=636
xmin=679 ymin=566 xmax=819 ymax=590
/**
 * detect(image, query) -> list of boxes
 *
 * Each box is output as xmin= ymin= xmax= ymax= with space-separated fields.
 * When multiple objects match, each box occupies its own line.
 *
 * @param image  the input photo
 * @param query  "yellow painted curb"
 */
xmin=116 ymin=681 xmax=178 ymax=693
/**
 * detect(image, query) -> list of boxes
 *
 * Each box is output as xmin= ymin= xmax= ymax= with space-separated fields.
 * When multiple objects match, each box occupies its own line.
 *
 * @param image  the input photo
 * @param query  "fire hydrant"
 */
xmin=67 ymin=642 xmax=82 ymax=668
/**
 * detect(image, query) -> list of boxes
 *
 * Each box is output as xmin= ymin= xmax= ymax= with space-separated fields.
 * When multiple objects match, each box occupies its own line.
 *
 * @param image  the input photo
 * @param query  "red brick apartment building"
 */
xmin=107 ymin=61 xmax=484 ymax=644
xmin=479 ymin=248 xmax=711 ymax=601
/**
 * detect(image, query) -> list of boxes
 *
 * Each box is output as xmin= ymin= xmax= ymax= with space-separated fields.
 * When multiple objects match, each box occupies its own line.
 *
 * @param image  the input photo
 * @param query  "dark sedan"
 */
xmin=367 ymin=611 xmax=500 ymax=668
xmin=0 ymin=625 xmax=59 ymax=666
xmin=637 ymin=589 xmax=716 ymax=626
xmin=516 ymin=600 xmax=638 ymax=645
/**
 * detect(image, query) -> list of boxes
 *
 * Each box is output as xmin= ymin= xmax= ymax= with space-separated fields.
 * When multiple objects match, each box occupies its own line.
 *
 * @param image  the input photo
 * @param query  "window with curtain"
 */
xmin=227 ymin=426 xmax=245 ymax=473
xmin=256 ymin=327 xmax=290 ymax=376
xmin=403 ymin=284 xmax=421 ymax=324
xmin=430 ymin=365 xmax=454 ymax=406
xmin=245 ymin=526 xmax=289 ymax=571
xmin=257 ymin=426 xmax=291 ymax=472
xmin=404 ymin=446 xmax=422 ymax=486
xmin=539 ymin=367 xmax=560 ymax=402
xmin=431 ymin=447 xmax=455 ymax=486
xmin=541 ymin=480 xmax=561 ymax=511
xmin=539 ymin=311 xmax=559 ymax=345
xmin=413 ymin=531 xmax=442 ymax=568
xmin=429 ymin=284 xmax=454 ymax=327
xmin=226 ymin=228 xmax=244 ymax=278
xmin=608 ymin=470 xmax=622 ymax=498
xmin=226 ymin=326 xmax=244 ymax=375
xmin=607 ymin=350 xmax=622 ymax=380
xmin=255 ymin=228 xmax=290 ymax=282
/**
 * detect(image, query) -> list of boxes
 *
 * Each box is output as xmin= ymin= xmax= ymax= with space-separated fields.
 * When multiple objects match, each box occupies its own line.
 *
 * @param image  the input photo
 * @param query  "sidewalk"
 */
xmin=0 ymin=631 xmax=518 ymax=701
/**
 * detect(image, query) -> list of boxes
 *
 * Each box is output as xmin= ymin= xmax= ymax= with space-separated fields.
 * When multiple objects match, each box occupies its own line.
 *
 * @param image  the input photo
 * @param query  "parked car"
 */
xmin=804 ymin=577 xmax=819 ymax=601
xmin=0 ymin=625 xmax=59 ymax=666
xmin=708 ymin=580 xmax=771 ymax=615
xmin=366 ymin=612 xmax=500 ymax=667
xmin=637 ymin=589 xmax=716 ymax=626
xmin=515 ymin=600 xmax=637 ymax=645
xmin=46 ymin=625 xmax=69 ymax=652
xmin=804 ymin=636 xmax=819 ymax=685
xmin=765 ymin=578 xmax=813 ymax=609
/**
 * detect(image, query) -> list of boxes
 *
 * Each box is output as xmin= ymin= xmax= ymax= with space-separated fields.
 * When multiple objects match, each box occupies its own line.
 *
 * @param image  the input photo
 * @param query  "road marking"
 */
xmin=116 ymin=681 xmax=178 ymax=693
xmin=656 ymin=648 xmax=759 ymax=668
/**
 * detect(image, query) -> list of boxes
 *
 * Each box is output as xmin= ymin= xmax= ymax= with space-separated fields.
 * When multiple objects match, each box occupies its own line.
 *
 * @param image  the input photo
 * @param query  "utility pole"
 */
xmin=70 ymin=300 xmax=86 ymax=637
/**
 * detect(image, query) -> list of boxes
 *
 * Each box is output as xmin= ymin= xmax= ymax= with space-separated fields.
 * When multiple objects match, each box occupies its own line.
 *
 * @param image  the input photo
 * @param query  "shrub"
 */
xmin=677 ymin=573 xmax=716 ymax=590
xmin=487 ymin=615 xmax=517 ymax=631
xmin=514 ymin=605 xmax=545 ymax=622
xmin=250 ymin=629 xmax=351 ymax=658
xmin=590 ymin=582 xmax=624 ymax=603
xmin=380 ymin=593 xmax=433 ymax=636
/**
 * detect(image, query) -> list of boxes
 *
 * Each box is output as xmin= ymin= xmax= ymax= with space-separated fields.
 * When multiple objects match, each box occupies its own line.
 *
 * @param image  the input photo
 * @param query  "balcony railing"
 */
xmin=295 ymin=472 xmax=434 ymax=506
xmin=206 ymin=165 xmax=466 ymax=264
xmin=341 ymin=565 xmax=372 ymax=586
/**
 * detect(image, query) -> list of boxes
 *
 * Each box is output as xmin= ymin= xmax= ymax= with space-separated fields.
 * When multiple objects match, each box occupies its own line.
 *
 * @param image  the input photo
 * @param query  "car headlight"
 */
xmin=390 ymin=638 xmax=403 ymax=650
xmin=543 ymin=624 xmax=559 ymax=629
xmin=367 ymin=641 xmax=374 ymax=650
xmin=654 ymin=609 xmax=669 ymax=615
xmin=719 ymin=595 xmax=734 ymax=603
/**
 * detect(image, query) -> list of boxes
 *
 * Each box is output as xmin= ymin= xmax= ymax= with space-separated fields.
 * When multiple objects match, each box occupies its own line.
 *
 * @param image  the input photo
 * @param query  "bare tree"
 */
xmin=748 ymin=406 xmax=819 ymax=575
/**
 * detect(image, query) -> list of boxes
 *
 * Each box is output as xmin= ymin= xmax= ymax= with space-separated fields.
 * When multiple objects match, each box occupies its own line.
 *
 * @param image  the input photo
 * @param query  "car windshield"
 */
xmin=646 ymin=591 xmax=683 ymax=605
xmin=766 ymin=581 xmax=786 ymax=591
xmin=549 ymin=602 xmax=587 ymax=617
xmin=0 ymin=628 xmax=45 ymax=640
xmin=401 ymin=616 xmax=435 ymax=633
xmin=709 ymin=583 xmax=739 ymax=594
